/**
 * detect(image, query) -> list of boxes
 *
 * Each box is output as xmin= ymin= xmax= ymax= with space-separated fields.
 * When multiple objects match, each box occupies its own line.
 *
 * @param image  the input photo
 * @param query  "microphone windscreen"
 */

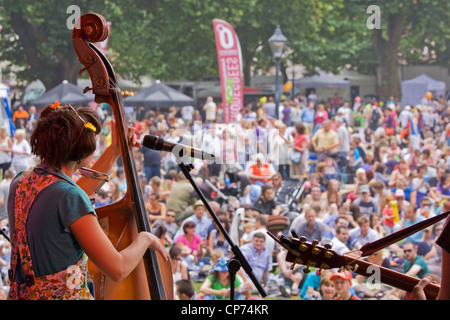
xmin=143 ymin=135 xmax=162 ymax=150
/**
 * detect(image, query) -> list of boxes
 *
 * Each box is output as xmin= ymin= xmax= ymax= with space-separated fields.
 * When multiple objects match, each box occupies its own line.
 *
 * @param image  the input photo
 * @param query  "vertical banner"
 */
xmin=213 ymin=19 xmax=243 ymax=123
xmin=1 ymin=97 xmax=15 ymax=137
xmin=96 ymin=21 xmax=112 ymax=56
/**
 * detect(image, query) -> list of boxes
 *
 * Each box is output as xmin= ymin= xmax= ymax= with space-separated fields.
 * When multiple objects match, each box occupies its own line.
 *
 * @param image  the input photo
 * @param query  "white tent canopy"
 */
xmin=296 ymin=71 xmax=351 ymax=89
xmin=294 ymin=71 xmax=351 ymax=102
xmin=400 ymin=74 xmax=446 ymax=107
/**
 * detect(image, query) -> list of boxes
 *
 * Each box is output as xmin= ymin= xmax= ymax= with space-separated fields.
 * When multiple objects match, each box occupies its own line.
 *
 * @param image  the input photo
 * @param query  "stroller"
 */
xmin=275 ymin=177 xmax=304 ymax=212
xmin=269 ymin=177 xmax=305 ymax=234
xmin=222 ymin=167 xmax=249 ymax=198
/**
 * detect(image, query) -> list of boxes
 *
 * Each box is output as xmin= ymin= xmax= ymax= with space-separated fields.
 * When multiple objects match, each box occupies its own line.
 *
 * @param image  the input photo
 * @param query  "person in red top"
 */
xmin=290 ymin=123 xmax=309 ymax=178
xmin=331 ymin=270 xmax=361 ymax=300
xmin=382 ymin=196 xmax=396 ymax=235
xmin=246 ymin=153 xmax=275 ymax=185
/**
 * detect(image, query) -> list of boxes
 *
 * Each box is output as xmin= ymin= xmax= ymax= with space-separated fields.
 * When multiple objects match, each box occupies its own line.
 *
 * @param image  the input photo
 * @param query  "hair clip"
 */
xmin=84 ymin=122 xmax=97 ymax=133
xmin=50 ymin=100 xmax=63 ymax=109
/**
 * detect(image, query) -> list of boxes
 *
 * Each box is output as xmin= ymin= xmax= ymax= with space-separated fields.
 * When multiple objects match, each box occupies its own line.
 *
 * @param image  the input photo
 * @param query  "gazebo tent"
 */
xmin=294 ymin=71 xmax=351 ymax=102
xmin=30 ymin=80 xmax=95 ymax=108
xmin=297 ymin=71 xmax=351 ymax=89
xmin=400 ymin=74 xmax=446 ymax=107
xmin=124 ymin=82 xmax=194 ymax=109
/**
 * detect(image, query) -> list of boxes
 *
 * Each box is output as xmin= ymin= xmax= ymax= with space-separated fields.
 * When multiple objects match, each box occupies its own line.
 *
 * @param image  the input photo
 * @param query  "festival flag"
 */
xmin=212 ymin=19 xmax=243 ymax=123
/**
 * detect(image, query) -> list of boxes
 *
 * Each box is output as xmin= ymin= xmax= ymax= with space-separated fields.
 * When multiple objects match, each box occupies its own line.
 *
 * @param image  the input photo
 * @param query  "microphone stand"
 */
xmin=177 ymin=160 xmax=267 ymax=299
xmin=0 ymin=228 xmax=9 ymax=243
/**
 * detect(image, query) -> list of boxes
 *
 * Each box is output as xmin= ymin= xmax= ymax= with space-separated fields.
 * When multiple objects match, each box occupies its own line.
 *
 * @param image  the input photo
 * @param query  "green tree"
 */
xmin=347 ymin=0 xmax=450 ymax=101
xmin=2 ymin=0 xmax=448 ymax=102
xmin=0 ymin=0 xmax=106 ymax=89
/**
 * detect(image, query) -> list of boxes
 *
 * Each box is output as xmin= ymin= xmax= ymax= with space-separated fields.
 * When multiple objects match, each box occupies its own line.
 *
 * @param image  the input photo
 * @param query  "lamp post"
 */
xmin=268 ymin=25 xmax=287 ymax=119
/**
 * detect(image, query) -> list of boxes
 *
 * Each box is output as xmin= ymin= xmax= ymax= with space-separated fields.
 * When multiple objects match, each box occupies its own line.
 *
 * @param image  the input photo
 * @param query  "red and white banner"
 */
xmin=96 ymin=21 xmax=112 ymax=56
xmin=213 ymin=19 xmax=243 ymax=123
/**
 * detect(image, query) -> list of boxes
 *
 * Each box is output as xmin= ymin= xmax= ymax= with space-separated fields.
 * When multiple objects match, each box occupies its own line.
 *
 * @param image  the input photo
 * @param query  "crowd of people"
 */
xmin=1 ymin=88 xmax=450 ymax=300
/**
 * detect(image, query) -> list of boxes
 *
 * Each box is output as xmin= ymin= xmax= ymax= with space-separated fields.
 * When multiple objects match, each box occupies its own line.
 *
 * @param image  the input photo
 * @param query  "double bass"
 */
xmin=72 ymin=13 xmax=173 ymax=300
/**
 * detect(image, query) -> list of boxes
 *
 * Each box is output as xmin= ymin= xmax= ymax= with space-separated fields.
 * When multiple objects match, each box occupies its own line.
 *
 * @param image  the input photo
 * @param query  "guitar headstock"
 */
xmin=270 ymin=232 xmax=348 ymax=274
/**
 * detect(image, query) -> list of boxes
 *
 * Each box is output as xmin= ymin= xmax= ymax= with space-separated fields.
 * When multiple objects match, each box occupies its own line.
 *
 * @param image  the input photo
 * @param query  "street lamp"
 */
xmin=268 ymin=25 xmax=287 ymax=119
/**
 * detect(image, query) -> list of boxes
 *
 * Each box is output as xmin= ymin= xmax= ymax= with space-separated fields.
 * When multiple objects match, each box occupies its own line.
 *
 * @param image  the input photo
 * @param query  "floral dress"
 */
xmin=8 ymin=170 xmax=94 ymax=300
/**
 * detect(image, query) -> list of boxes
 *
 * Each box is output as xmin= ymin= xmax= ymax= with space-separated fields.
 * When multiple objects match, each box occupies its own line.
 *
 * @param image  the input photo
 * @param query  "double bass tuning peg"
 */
xmin=83 ymin=86 xmax=93 ymax=94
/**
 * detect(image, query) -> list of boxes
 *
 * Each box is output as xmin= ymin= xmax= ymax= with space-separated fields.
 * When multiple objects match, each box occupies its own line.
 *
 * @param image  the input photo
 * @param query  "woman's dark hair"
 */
xmin=218 ymin=213 xmax=230 ymax=232
xmin=30 ymin=105 xmax=101 ymax=169
xmin=183 ymin=221 xmax=196 ymax=233
xmin=295 ymin=123 xmax=305 ymax=134
xmin=169 ymin=245 xmax=181 ymax=259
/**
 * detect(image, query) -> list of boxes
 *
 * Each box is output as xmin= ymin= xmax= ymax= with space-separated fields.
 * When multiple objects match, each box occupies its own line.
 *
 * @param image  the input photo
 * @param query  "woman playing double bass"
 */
xmin=7 ymin=102 xmax=168 ymax=300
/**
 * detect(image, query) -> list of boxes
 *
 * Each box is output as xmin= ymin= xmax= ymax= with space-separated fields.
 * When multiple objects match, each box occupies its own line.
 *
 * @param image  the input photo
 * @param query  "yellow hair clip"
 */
xmin=84 ymin=122 xmax=97 ymax=132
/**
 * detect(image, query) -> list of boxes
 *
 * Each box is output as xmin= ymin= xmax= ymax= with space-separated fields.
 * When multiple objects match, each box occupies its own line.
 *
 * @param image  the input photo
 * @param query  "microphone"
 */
xmin=142 ymin=135 xmax=216 ymax=162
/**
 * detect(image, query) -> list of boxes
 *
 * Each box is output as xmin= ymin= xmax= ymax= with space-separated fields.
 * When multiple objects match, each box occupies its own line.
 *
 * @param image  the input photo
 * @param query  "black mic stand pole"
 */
xmin=0 ymin=228 xmax=9 ymax=243
xmin=177 ymin=159 xmax=267 ymax=299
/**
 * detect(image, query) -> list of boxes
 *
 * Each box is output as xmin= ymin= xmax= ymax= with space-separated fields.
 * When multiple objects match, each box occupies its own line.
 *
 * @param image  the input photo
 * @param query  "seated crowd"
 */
xmin=1 ymin=92 xmax=450 ymax=300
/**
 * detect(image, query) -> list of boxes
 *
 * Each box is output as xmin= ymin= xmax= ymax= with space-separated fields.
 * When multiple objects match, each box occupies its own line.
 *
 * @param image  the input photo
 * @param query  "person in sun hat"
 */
xmin=330 ymin=270 xmax=361 ymax=300
xmin=173 ymin=199 xmax=212 ymax=242
xmin=199 ymin=257 xmax=244 ymax=300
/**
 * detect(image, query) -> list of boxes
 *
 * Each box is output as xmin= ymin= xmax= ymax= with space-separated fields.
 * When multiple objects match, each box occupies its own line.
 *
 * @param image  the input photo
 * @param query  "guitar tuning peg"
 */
xmin=321 ymin=239 xmax=334 ymax=259
xmin=340 ymin=263 xmax=359 ymax=273
xmin=311 ymin=239 xmax=320 ymax=255
xmin=316 ymin=262 xmax=332 ymax=276
xmin=290 ymin=256 xmax=304 ymax=271
xmin=319 ymin=263 xmax=330 ymax=271
xmin=303 ymin=260 xmax=317 ymax=274
xmin=298 ymin=236 xmax=308 ymax=252
xmin=290 ymin=229 xmax=299 ymax=238
xmin=323 ymin=242 xmax=332 ymax=250
xmin=347 ymin=264 xmax=359 ymax=272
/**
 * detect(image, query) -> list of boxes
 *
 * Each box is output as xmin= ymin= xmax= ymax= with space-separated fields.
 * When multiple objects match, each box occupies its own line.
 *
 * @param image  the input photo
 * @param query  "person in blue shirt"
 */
xmin=399 ymin=204 xmax=426 ymax=244
xmin=238 ymin=232 xmax=271 ymax=294
xmin=172 ymin=200 xmax=212 ymax=242
xmin=301 ymin=102 xmax=316 ymax=135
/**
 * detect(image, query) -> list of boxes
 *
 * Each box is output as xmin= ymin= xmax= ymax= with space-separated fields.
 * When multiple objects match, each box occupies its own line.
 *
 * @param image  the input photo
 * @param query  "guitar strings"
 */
xmin=341 ymin=249 xmax=363 ymax=272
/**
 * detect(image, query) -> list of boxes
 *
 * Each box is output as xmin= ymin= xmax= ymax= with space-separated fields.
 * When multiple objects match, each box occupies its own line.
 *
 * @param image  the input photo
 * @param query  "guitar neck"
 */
xmin=344 ymin=254 xmax=440 ymax=300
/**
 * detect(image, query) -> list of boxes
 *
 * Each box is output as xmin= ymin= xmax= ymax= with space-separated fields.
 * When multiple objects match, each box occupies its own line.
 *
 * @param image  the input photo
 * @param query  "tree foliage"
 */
xmin=0 ymin=0 xmax=449 ymax=99
xmin=0 ymin=0 xmax=106 ymax=89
